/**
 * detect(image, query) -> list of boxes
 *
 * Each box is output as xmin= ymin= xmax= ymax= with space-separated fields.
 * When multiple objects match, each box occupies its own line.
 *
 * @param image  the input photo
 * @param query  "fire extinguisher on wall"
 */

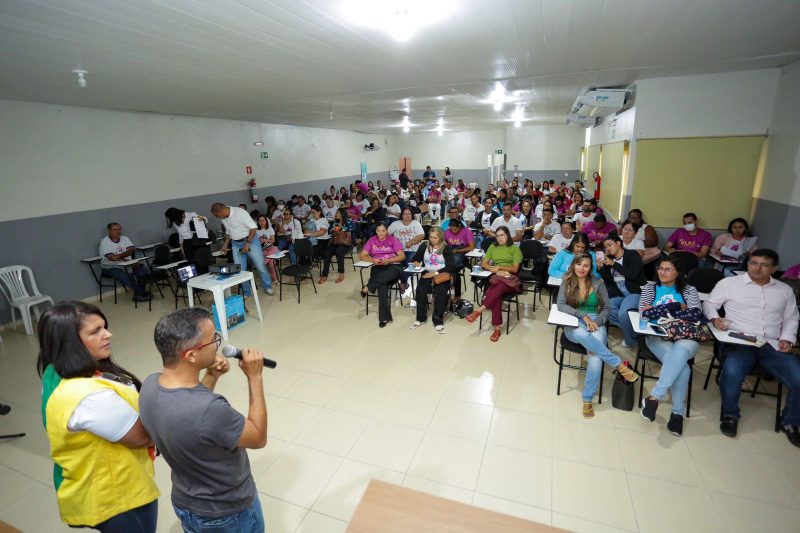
xmin=248 ymin=177 xmax=258 ymax=203
xmin=593 ymin=171 xmax=602 ymax=201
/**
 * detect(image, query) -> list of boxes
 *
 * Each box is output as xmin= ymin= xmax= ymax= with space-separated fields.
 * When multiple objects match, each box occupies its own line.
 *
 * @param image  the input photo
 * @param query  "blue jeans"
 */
xmin=564 ymin=318 xmax=622 ymax=402
xmin=102 ymin=265 xmax=149 ymax=296
xmin=719 ymin=343 xmax=800 ymax=425
xmin=277 ymin=237 xmax=296 ymax=264
xmin=173 ymin=495 xmax=264 ymax=533
xmin=645 ymin=337 xmax=699 ymax=416
xmin=231 ymin=240 xmax=272 ymax=294
xmin=607 ymin=283 xmax=640 ymax=346
xmin=96 ymin=499 xmax=157 ymax=533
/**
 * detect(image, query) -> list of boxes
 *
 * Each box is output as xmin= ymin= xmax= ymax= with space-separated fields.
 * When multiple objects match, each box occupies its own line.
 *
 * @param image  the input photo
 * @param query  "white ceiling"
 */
xmin=1 ymin=0 xmax=799 ymax=134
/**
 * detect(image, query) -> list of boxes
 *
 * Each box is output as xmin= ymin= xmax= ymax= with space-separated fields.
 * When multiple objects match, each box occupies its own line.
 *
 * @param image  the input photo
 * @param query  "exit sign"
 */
xmin=260 ymin=152 xmax=269 ymax=159
xmin=495 ymin=149 xmax=503 ymax=154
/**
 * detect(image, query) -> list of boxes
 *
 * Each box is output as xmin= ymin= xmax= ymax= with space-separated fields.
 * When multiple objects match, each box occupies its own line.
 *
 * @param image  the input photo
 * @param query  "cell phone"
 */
xmin=595 ymin=251 xmax=605 ymax=262
xmin=729 ymin=332 xmax=758 ymax=343
xmin=650 ymin=325 xmax=667 ymax=336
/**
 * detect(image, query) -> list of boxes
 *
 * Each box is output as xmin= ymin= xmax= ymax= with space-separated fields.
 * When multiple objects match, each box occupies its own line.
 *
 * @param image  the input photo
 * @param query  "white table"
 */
xmin=187 ymin=271 xmax=262 ymax=340
xmin=469 ymin=268 xmax=492 ymax=301
xmin=155 ymin=259 xmax=187 ymax=271
xmin=626 ymin=310 xmax=668 ymax=337
xmin=465 ymin=249 xmax=484 ymax=259
xmin=546 ymin=275 xmax=562 ymax=306
xmin=708 ymin=322 xmax=767 ymax=347
xmin=354 ymin=260 xmax=373 ymax=287
xmin=547 ymin=303 xmax=579 ymax=327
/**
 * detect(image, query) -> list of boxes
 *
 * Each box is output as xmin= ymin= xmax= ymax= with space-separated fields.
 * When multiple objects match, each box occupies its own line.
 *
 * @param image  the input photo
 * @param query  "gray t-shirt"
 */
xmin=139 ymin=374 xmax=255 ymax=518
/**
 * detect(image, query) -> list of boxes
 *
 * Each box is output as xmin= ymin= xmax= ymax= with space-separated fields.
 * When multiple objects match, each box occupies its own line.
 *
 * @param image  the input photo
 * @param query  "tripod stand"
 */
xmin=0 ymin=403 xmax=26 ymax=440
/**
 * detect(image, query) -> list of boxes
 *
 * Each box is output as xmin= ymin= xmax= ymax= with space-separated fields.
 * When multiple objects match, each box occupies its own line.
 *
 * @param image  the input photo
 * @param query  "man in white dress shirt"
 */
xmin=211 ymin=203 xmax=274 ymax=296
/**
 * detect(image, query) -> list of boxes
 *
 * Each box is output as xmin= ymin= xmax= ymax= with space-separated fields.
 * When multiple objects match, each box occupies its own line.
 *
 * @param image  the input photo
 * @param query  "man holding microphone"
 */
xmin=139 ymin=308 xmax=268 ymax=532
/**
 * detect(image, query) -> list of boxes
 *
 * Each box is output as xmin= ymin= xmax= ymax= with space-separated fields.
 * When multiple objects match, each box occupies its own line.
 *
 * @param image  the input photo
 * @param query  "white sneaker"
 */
xmin=409 ymin=321 xmax=423 ymax=330
xmin=265 ymin=288 xmax=274 ymax=295
xmin=435 ymin=325 xmax=445 ymax=334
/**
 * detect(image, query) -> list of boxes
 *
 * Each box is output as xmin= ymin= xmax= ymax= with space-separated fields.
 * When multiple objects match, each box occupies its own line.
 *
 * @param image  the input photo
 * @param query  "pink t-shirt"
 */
xmin=581 ymin=221 xmax=617 ymax=243
xmin=444 ymin=227 xmax=474 ymax=249
xmin=667 ymin=228 xmax=713 ymax=253
xmin=364 ymin=235 xmax=403 ymax=261
xmin=357 ymin=182 xmax=369 ymax=194
xmin=427 ymin=189 xmax=441 ymax=203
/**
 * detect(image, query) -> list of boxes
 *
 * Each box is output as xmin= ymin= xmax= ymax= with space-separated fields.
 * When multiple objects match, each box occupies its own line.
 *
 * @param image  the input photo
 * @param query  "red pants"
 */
xmin=482 ymin=281 xmax=518 ymax=326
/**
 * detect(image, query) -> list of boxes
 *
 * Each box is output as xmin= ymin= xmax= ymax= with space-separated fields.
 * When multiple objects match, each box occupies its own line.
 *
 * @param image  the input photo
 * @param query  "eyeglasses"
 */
xmin=657 ymin=267 xmax=676 ymax=273
xmin=748 ymin=260 xmax=773 ymax=268
xmin=181 ymin=332 xmax=221 ymax=358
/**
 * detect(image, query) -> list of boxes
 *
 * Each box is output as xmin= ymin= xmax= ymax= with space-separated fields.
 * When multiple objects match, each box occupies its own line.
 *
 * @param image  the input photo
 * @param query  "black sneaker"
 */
xmin=720 ymin=415 xmax=738 ymax=438
xmin=667 ymin=413 xmax=684 ymax=437
xmin=779 ymin=424 xmax=800 ymax=448
xmin=641 ymin=397 xmax=658 ymax=422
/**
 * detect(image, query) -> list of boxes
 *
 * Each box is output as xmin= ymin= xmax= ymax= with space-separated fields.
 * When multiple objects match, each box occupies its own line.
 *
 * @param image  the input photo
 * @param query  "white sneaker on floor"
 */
xmin=265 ymin=288 xmax=274 ymax=295
xmin=435 ymin=325 xmax=445 ymax=334
xmin=409 ymin=321 xmax=423 ymax=330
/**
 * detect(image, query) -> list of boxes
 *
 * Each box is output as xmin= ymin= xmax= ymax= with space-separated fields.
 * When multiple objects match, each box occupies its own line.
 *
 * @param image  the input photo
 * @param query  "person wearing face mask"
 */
xmin=571 ymin=200 xmax=596 ymax=229
xmin=664 ymin=212 xmax=712 ymax=260
xmin=271 ymin=201 xmax=286 ymax=225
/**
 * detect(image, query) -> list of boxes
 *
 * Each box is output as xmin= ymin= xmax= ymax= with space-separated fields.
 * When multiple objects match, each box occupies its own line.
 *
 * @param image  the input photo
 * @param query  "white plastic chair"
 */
xmin=0 ymin=265 xmax=54 ymax=336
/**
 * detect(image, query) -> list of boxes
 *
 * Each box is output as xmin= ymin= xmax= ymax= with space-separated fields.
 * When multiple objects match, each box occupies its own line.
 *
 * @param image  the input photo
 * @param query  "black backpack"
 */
xmin=452 ymin=299 xmax=474 ymax=319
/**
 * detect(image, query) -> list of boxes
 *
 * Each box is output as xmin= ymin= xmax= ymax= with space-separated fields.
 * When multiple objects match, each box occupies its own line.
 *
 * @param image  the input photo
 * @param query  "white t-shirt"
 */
xmin=256 ymin=227 xmax=275 ymax=247
xmin=480 ymin=211 xmax=494 ymax=229
xmin=67 ymin=380 xmax=138 ymax=442
xmin=272 ymin=206 xmax=286 ymax=223
xmin=463 ymin=203 xmax=479 ymax=223
xmin=99 ymin=235 xmax=135 ymax=267
xmin=491 ymin=216 xmax=523 ymax=242
xmin=549 ymin=233 xmax=574 ymax=251
xmin=220 ymin=206 xmax=257 ymax=240
xmin=634 ymin=224 xmax=650 ymax=242
xmin=314 ymin=217 xmax=331 ymax=240
xmin=623 ymin=238 xmax=645 ymax=252
xmin=357 ymin=199 xmax=371 ymax=214
xmin=322 ymin=204 xmax=337 ymax=222
xmin=534 ymin=221 xmax=561 ymax=241
xmin=172 ymin=211 xmax=203 ymax=242
xmin=388 ymin=220 xmax=424 ymax=252
xmin=385 ymin=204 xmax=401 ymax=219
xmin=572 ymin=212 xmax=595 ymax=226
xmin=281 ymin=218 xmax=304 ymax=240
xmin=292 ymin=203 xmax=311 ymax=220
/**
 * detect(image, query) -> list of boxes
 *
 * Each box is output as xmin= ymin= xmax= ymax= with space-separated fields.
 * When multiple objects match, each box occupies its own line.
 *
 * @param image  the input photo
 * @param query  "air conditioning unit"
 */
xmin=566 ymin=112 xmax=598 ymax=127
xmin=571 ymin=89 xmax=628 ymax=117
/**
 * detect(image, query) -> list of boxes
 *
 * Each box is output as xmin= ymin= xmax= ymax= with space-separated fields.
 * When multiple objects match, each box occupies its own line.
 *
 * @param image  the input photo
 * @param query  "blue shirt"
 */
xmin=548 ymin=250 xmax=599 ymax=279
xmin=653 ymin=284 xmax=685 ymax=306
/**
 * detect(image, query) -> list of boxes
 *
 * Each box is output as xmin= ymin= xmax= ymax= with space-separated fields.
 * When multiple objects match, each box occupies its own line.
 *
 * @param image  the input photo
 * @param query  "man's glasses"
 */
xmin=748 ymin=260 xmax=773 ymax=268
xmin=181 ymin=332 xmax=221 ymax=358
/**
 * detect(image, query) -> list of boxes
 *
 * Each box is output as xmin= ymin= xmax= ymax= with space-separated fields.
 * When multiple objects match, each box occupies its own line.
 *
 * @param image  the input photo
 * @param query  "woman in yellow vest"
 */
xmin=37 ymin=302 xmax=159 ymax=532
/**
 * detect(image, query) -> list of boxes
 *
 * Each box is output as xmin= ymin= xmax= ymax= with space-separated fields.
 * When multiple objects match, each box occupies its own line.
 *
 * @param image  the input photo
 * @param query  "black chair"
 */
xmin=703 ymin=341 xmax=784 ymax=432
xmin=279 ymin=238 xmax=317 ymax=303
xmin=82 ymin=257 xmax=124 ymax=303
xmin=478 ymin=289 xmax=520 ymax=334
xmin=687 ymin=268 xmax=724 ymax=294
xmin=670 ymin=251 xmax=699 ymax=275
xmin=553 ymin=327 xmax=605 ymax=402
xmin=519 ymin=240 xmax=548 ymax=310
xmin=633 ymin=335 xmax=695 ymax=417
xmin=137 ymin=245 xmax=170 ymax=311
xmin=480 ymin=236 xmax=497 ymax=252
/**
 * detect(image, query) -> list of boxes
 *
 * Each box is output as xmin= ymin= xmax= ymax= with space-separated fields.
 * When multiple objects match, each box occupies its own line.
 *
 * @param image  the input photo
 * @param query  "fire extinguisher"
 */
xmin=248 ymin=178 xmax=258 ymax=203
xmin=593 ymin=171 xmax=601 ymax=201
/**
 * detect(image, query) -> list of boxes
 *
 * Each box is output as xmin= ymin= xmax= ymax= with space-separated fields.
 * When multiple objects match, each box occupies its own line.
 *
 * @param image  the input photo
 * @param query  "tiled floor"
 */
xmin=1 ymin=274 xmax=798 ymax=532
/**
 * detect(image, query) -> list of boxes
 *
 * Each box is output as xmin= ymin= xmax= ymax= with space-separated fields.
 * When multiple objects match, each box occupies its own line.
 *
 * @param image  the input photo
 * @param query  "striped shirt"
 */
xmin=639 ymin=281 xmax=701 ymax=311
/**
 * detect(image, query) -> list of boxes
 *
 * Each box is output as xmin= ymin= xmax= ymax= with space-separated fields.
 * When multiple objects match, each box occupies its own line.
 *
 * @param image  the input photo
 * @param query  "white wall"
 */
xmin=505 ymin=124 xmax=583 ymax=169
xmin=757 ymin=60 xmax=800 ymax=207
xmin=633 ymin=69 xmax=780 ymax=139
xmin=393 ymin=129 xmax=505 ymax=169
xmin=0 ymin=100 xmax=396 ymax=222
xmin=588 ymin=107 xmax=636 ymax=146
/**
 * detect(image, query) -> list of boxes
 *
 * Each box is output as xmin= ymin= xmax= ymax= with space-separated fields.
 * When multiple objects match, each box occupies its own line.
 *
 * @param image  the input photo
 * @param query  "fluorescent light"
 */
xmin=403 ymin=126 xmax=410 ymax=133
xmin=253 ymin=141 xmax=264 ymax=146
xmin=493 ymin=101 xmax=502 ymax=111
xmin=514 ymin=120 xmax=521 ymax=128
xmin=340 ymin=1 xmax=455 ymax=42
xmin=437 ymin=130 xmax=443 ymax=136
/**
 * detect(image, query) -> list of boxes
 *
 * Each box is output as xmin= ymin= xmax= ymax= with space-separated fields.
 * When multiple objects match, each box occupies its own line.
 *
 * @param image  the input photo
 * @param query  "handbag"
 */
xmin=332 ymin=229 xmax=352 ymax=246
xmin=489 ymin=273 xmax=521 ymax=291
xmin=611 ymin=368 xmax=635 ymax=411
xmin=433 ymin=272 xmax=452 ymax=285
xmin=658 ymin=319 xmax=713 ymax=342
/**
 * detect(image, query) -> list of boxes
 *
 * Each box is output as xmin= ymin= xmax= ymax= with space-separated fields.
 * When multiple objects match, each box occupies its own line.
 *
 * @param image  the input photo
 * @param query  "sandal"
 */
xmin=335 ymin=275 xmax=345 ymax=283
xmin=617 ymin=364 xmax=639 ymax=383
xmin=465 ymin=311 xmax=481 ymax=323
xmin=583 ymin=402 xmax=595 ymax=419
xmin=318 ymin=277 xmax=327 ymax=284
xmin=490 ymin=329 xmax=501 ymax=342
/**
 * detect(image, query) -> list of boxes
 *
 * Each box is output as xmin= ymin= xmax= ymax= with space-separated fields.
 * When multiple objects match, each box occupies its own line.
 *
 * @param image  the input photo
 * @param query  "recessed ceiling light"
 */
xmin=514 ymin=121 xmax=521 ymax=128
xmin=403 ymin=126 xmax=410 ymax=133
xmin=254 ymin=141 xmax=264 ymax=146
xmin=341 ymin=1 xmax=455 ymax=42
xmin=493 ymin=101 xmax=503 ymax=111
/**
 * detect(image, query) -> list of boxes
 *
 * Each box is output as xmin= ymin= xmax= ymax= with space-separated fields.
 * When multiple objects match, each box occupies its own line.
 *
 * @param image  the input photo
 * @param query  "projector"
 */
xmin=209 ymin=263 xmax=241 ymax=275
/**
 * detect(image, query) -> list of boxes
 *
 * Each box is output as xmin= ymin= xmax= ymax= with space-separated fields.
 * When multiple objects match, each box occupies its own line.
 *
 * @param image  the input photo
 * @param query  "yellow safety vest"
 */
xmin=45 ymin=375 xmax=159 ymax=526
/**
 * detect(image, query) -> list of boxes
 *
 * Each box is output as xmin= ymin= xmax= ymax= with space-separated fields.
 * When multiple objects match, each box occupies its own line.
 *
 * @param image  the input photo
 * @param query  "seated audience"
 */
xmin=427 ymin=182 xmax=443 ymax=221
xmin=462 ymin=193 xmax=482 ymax=225
xmin=291 ymin=195 xmax=311 ymax=223
xmin=572 ymin=200 xmax=596 ymax=229
xmin=385 ymin=194 xmax=401 ymax=223
xmin=443 ymin=217 xmax=475 ymax=305
xmin=465 ymin=226 xmax=522 ymax=342
xmin=581 ymin=213 xmax=617 ymax=248
xmin=304 ymin=205 xmax=330 ymax=264
xmin=703 ymin=249 xmax=800 ymax=445
xmin=360 ymin=222 xmax=406 ymax=328
xmin=619 ymin=221 xmax=645 ymax=259
xmin=440 ymin=206 xmax=464 ymax=232
xmin=621 ymin=209 xmax=661 ymax=264
xmin=639 ymin=255 xmax=702 ymax=436
xmin=557 ymin=253 xmax=638 ymax=418
xmin=409 ymin=227 xmax=454 ymax=334
xmin=597 ymin=233 xmax=646 ymax=348
xmin=534 ymin=208 xmax=561 ymax=244
xmin=255 ymin=215 xmax=279 ymax=281
xmin=99 ymin=222 xmax=150 ymax=301
xmin=517 ymin=200 xmax=536 ymax=239
xmin=320 ymin=208 xmax=355 ymax=284
xmin=664 ymin=212 xmax=712 ymax=260
xmin=549 ymin=221 xmax=575 ymax=253
xmin=37 ymin=302 xmax=159 ymax=532
xmin=364 ymin=198 xmax=387 ymax=239
xmin=388 ymin=208 xmax=425 ymax=289
xmin=489 ymin=203 xmax=524 ymax=244
xmin=276 ymin=208 xmax=304 ymax=265
xmin=711 ymin=217 xmax=758 ymax=264
xmin=549 ymin=233 xmax=598 ymax=279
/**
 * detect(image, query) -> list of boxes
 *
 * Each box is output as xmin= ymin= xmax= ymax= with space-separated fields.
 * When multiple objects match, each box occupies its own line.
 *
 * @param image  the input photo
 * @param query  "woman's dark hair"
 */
xmin=264 ymin=196 xmax=277 ymax=209
xmin=256 ymin=215 xmax=270 ymax=229
xmin=165 ymin=207 xmax=185 ymax=227
xmin=311 ymin=205 xmax=323 ymax=216
xmin=37 ymin=302 xmax=142 ymax=390
xmin=567 ymin=232 xmax=591 ymax=253
xmin=401 ymin=207 xmax=414 ymax=219
xmin=727 ymin=217 xmax=752 ymax=236
xmin=654 ymin=256 xmax=687 ymax=293
xmin=449 ymin=217 xmax=462 ymax=229
xmin=494 ymin=226 xmax=514 ymax=246
xmin=336 ymin=207 xmax=349 ymax=224
xmin=374 ymin=221 xmax=389 ymax=232
xmin=594 ymin=213 xmax=607 ymax=225
xmin=620 ymin=209 xmax=645 ymax=229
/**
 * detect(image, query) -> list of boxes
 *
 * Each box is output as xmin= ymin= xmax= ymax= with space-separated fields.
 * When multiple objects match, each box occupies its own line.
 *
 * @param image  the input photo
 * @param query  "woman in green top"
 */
xmin=466 ymin=226 xmax=522 ymax=342
xmin=557 ymin=254 xmax=638 ymax=418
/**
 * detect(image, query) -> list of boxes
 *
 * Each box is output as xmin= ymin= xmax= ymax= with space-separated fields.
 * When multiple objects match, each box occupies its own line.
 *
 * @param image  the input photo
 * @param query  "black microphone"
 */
xmin=221 ymin=345 xmax=277 ymax=369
